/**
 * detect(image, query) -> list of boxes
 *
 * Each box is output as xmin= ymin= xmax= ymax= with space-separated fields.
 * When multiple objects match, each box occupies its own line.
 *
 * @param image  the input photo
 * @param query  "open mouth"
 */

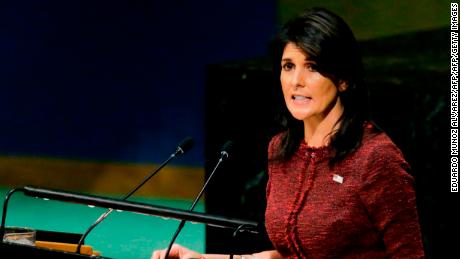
xmin=292 ymin=95 xmax=312 ymax=102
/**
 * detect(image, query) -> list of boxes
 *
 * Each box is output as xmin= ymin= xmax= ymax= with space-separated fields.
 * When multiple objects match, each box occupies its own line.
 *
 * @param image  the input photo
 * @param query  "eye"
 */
xmin=282 ymin=62 xmax=294 ymax=71
xmin=306 ymin=63 xmax=318 ymax=72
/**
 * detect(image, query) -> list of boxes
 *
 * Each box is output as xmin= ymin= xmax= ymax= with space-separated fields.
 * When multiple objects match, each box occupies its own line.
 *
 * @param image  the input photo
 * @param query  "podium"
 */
xmin=1 ymin=230 xmax=108 ymax=258
xmin=1 ymin=186 xmax=260 ymax=258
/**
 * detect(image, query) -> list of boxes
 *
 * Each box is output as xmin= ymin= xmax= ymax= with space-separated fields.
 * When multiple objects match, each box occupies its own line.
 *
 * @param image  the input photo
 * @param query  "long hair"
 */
xmin=271 ymin=7 xmax=373 ymax=164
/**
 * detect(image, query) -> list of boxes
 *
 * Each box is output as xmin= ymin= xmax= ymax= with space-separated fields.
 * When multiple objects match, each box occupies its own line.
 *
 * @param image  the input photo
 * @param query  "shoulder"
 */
xmin=267 ymin=131 xmax=286 ymax=159
xmin=360 ymin=129 xmax=408 ymax=165
xmin=356 ymin=129 xmax=413 ymax=184
xmin=362 ymin=131 xmax=400 ymax=153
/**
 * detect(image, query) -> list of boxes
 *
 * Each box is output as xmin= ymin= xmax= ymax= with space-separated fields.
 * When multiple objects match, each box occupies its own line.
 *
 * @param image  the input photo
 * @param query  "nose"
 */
xmin=290 ymin=69 xmax=305 ymax=88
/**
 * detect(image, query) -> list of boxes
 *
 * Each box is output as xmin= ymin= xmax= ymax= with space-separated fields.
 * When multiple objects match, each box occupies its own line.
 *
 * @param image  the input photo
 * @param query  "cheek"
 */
xmin=280 ymin=73 xmax=287 ymax=87
xmin=280 ymin=76 xmax=290 ymax=98
xmin=316 ymin=85 xmax=339 ymax=105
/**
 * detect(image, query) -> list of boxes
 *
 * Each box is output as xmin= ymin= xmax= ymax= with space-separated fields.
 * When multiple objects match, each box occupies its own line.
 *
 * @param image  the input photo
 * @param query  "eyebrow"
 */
xmin=281 ymin=58 xmax=316 ymax=63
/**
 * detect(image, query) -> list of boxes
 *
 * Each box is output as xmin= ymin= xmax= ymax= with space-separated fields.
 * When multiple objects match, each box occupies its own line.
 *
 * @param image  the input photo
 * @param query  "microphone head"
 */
xmin=176 ymin=137 xmax=195 ymax=155
xmin=220 ymin=140 xmax=233 ymax=159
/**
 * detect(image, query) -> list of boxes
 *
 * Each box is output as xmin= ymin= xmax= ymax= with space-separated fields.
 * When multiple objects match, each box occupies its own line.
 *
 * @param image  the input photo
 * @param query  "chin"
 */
xmin=289 ymin=111 xmax=311 ymax=121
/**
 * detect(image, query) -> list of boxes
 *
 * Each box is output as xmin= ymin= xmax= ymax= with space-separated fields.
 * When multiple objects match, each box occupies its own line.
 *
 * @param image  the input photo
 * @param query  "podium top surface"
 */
xmin=0 ymin=241 xmax=110 ymax=258
xmin=1 ymin=230 xmax=110 ymax=258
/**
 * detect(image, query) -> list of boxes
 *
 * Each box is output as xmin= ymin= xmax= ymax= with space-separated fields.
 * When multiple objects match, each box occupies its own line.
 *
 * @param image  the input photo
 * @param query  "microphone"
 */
xmin=76 ymin=137 xmax=195 ymax=253
xmin=164 ymin=140 xmax=233 ymax=259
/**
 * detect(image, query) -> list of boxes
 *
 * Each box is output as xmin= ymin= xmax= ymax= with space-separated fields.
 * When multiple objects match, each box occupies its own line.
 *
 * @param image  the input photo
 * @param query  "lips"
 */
xmin=292 ymin=95 xmax=311 ymax=101
xmin=291 ymin=94 xmax=312 ymax=104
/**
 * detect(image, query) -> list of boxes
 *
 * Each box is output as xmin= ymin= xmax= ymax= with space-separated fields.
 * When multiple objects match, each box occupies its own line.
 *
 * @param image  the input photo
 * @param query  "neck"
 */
xmin=304 ymin=98 xmax=344 ymax=147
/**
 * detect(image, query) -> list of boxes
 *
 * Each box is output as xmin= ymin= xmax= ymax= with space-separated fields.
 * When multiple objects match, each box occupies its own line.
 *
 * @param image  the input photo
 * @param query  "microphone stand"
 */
xmin=164 ymin=141 xmax=232 ymax=258
xmin=76 ymin=138 xmax=194 ymax=254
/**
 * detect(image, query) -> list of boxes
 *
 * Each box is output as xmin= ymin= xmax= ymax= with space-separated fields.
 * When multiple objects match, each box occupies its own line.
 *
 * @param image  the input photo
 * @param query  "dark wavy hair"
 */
xmin=271 ymin=7 xmax=373 ymax=164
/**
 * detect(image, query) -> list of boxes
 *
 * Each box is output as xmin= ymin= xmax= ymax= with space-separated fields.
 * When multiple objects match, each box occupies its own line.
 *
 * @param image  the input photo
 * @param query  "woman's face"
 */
xmin=280 ymin=42 xmax=345 ymax=123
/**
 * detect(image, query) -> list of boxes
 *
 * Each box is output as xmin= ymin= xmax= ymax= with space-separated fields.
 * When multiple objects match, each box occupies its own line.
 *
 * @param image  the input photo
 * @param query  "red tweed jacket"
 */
xmin=265 ymin=125 xmax=425 ymax=258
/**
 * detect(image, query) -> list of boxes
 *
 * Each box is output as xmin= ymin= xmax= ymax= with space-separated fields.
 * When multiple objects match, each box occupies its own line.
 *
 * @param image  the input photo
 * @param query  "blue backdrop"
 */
xmin=0 ymin=0 xmax=277 ymax=166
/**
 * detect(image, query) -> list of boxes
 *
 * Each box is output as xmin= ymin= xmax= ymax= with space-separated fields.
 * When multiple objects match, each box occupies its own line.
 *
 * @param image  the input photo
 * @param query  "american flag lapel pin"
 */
xmin=332 ymin=174 xmax=344 ymax=184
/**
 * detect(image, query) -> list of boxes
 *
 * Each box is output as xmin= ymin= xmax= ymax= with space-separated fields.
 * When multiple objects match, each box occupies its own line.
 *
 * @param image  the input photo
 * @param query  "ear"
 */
xmin=338 ymin=80 xmax=348 ymax=92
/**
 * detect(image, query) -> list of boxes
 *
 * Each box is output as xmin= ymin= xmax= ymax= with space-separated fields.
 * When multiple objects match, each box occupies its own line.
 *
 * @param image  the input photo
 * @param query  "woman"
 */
xmin=152 ymin=7 xmax=425 ymax=259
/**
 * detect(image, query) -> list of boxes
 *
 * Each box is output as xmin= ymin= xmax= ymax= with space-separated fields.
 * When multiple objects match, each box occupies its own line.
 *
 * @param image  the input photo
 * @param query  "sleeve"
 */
xmin=358 ymin=142 xmax=425 ymax=258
